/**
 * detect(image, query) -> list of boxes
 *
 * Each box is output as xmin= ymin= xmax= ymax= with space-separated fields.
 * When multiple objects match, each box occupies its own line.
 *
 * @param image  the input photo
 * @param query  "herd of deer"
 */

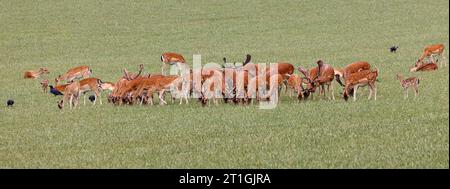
xmin=22 ymin=43 xmax=446 ymax=109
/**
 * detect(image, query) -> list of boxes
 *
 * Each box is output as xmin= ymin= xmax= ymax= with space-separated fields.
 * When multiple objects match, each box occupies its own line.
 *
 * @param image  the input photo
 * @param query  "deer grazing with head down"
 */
xmin=24 ymin=68 xmax=49 ymax=79
xmin=342 ymin=67 xmax=379 ymax=101
xmin=57 ymin=81 xmax=81 ymax=109
xmin=417 ymin=44 xmax=446 ymax=67
xmin=396 ymin=74 xmax=419 ymax=99
xmin=298 ymin=60 xmax=335 ymax=100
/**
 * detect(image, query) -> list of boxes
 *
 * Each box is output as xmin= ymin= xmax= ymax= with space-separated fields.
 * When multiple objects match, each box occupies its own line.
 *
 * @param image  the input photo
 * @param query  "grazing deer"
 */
xmin=286 ymin=74 xmax=304 ymax=99
xmin=417 ymin=44 xmax=446 ymax=67
xmin=343 ymin=67 xmax=379 ymax=101
xmin=56 ymin=66 xmax=92 ymax=84
xmin=410 ymin=60 xmax=438 ymax=72
xmin=298 ymin=60 xmax=335 ymax=100
xmin=78 ymin=78 xmax=104 ymax=105
xmin=23 ymin=68 xmax=49 ymax=79
xmin=57 ymin=81 xmax=81 ymax=109
xmin=396 ymin=74 xmax=419 ymax=99
xmin=40 ymin=79 xmax=49 ymax=93
xmin=161 ymin=52 xmax=186 ymax=75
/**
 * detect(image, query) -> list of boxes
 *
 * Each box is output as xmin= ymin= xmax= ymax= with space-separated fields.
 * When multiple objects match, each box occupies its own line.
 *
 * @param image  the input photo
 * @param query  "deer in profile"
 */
xmin=161 ymin=52 xmax=186 ymax=75
xmin=24 ymin=68 xmax=49 ymax=79
xmin=417 ymin=44 xmax=446 ymax=67
xmin=396 ymin=74 xmax=419 ymax=99
xmin=343 ymin=67 xmax=379 ymax=101
xmin=56 ymin=66 xmax=92 ymax=84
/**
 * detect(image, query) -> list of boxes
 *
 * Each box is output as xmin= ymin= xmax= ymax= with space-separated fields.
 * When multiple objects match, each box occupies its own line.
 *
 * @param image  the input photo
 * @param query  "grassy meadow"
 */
xmin=0 ymin=0 xmax=448 ymax=168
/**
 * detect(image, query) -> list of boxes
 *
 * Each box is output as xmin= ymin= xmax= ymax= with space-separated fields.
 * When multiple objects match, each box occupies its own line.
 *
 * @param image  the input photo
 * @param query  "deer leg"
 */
xmin=69 ymin=95 xmax=73 ymax=109
xmin=353 ymin=85 xmax=358 ymax=101
xmin=83 ymin=94 xmax=86 ymax=105
xmin=368 ymin=85 xmax=373 ymax=100
xmin=159 ymin=90 xmax=167 ymax=105
xmin=330 ymin=83 xmax=335 ymax=100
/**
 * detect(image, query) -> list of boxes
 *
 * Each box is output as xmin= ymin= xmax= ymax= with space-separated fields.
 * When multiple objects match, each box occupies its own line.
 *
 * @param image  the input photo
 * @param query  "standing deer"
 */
xmin=78 ymin=78 xmax=104 ymax=105
xmin=56 ymin=66 xmax=92 ymax=84
xmin=23 ymin=68 xmax=49 ymax=79
xmin=343 ymin=67 xmax=379 ymax=101
xmin=396 ymin=74 xmax=419 ymax=99
xmin=57 ymin=81 xmax=81 ymax=109
xmin=417 ymin=44 xmax=446 ymax=67
xmin=298 ymin=60 xmax=335 ymax=100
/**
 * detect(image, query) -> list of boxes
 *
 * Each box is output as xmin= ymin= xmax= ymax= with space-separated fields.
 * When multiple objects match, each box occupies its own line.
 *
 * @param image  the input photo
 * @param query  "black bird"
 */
xmin=49 ymin=85 xmax=63 ymax=96
xmin=7 ymin=99 xmax=14 ymax=107
xmin=390 ymin=46 xmax=398 ymax=53
xmin=89 ymin=95 xmax=96 ymax=103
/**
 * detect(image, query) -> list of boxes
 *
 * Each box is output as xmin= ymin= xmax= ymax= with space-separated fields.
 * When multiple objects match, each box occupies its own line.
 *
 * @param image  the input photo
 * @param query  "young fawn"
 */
xmin=396 ymin=74 xmax=419 ymax=99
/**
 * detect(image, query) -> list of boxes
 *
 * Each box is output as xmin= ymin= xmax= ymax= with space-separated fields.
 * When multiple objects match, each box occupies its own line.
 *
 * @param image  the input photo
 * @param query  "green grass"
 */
xmin=0 ymin=0 xmax=448 ymax=168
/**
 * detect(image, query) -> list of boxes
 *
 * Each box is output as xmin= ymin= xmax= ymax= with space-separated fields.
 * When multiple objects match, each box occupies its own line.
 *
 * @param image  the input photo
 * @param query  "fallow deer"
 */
xmin=396 ymin=74 xmax=419 ymax=99
xmin=56 ymin=66 xmax=92 ymax=84
xmin=57 ymin=81 xmax=81 ymax=109
xmin=23 ymin=68 xmax=49 ymax=79
xmin=410 ymin=60 xmax=438 ymax=72
xmin=417 ymin=44 xmax=446 ymax=67
xmin=78 ymin=78 xmax=104 ymax=105
xmin=343 ymin=67 xmax=379 ymax=101
xmin=161 ymin=52 xmax=186 ymax=75
xmin=286 ymin=74 xmax=304 ymax=99
xmin=298 ymin=60 xmax=335 ymax=100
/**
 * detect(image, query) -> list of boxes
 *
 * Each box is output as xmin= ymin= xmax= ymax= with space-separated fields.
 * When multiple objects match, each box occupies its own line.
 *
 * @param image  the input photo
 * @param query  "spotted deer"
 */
xmin=396 ymin=74 xmax=419 ymax=99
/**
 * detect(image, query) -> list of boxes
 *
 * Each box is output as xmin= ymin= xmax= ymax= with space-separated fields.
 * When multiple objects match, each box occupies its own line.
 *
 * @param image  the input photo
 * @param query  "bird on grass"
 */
xmin=7 ymin=99 xmax=14 ymax=107
xmin=49 ymin=85 xmax=63 ymax=96
xmin=89 ymin=95 xmax=96 ymax=103
xmin=390 ymin=46 xmax=398 ymax=53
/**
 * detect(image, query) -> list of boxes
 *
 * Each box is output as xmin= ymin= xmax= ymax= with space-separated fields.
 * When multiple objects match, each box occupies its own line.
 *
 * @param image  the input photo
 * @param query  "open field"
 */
xmin=0 ymin=0 xmax=448 ymax=168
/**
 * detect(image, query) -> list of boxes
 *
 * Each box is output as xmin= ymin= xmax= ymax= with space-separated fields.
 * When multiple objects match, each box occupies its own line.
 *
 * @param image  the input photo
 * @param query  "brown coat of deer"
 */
xmin=298 ymin=60 xmax=335 ymax=100
xmin=286 ymin=74 xmax=304 ymax=99
xmin=343 ymin=68 xmax=379 ymax=101
xmin=161 ymin=52 xmax=186 ymax=75
xmin=24 ymin=68 xmax=49 ymax=79
xmin=417 ymin=44 xmax=446 ymax=67
xmin=57 ymin=81 xmax=81 ymax=109
xmin=56 ymin=66 xmax=92 ymax=83
xmin=78 ymin=78 xmax=104 ymax=105
xmin=410 ymin=60 xmax=438 ymax=72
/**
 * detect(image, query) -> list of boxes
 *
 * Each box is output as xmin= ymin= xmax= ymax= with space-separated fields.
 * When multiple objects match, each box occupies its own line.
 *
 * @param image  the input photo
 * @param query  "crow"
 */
xmin=7 ymin=99 xmax=14 ymax=107
xmin=89 ymin=95 xmax=96 ymax=103
xmin=390 ymin=46 xmax=398 ymax=53
xmin=49 ymin=85 xmax=63 ymax=96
